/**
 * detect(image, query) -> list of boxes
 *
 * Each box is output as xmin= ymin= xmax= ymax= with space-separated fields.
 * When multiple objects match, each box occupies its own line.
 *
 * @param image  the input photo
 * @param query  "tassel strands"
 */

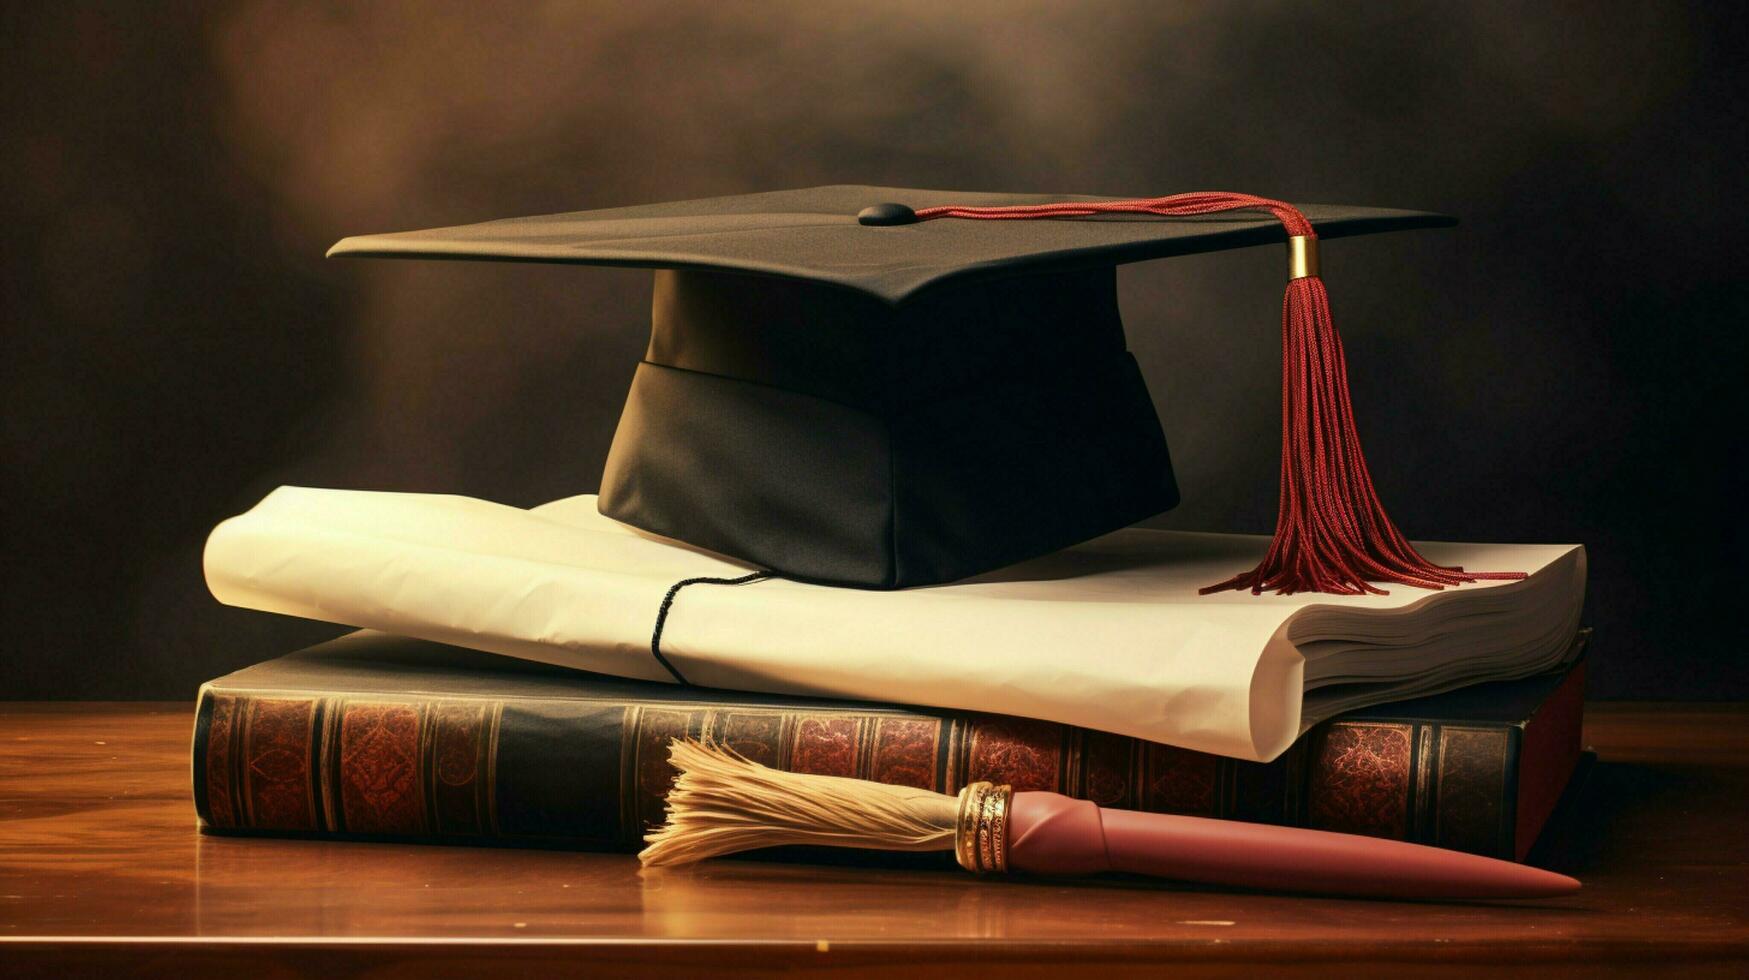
xmin=1202 ymin=271 xmax=1508 ymax=595
xmin=915 ymin=192 xmax=1525 ymax=595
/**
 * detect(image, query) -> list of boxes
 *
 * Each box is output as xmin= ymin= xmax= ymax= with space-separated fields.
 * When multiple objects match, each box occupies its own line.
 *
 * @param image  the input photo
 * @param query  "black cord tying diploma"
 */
xmin=650 ymin=571 xmax=775 ymax=684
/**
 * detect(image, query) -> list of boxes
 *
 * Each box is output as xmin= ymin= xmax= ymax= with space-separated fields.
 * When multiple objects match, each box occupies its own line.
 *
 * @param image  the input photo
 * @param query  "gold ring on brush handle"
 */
xmin=987 ymin=784 xmax=1012 ymax=872
xmin=955 ymin=782 xmax=1013 ymax=874
xmin=955 ymin=782 xmax=989 ymax=872
xmin=977 ymin=787 xmax=997 ymax=872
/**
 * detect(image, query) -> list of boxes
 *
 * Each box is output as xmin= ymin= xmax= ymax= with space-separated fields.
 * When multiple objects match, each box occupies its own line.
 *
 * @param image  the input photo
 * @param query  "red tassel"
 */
xmin=914 ymin=192 xmax=1525 ymax=595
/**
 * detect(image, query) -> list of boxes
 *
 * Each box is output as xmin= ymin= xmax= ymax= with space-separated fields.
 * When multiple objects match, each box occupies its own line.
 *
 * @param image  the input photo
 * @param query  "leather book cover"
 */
xmin=1303 ymin=656 xmax=1586 ymax=860
xmin=193 ymin=630 xmax=1586 ymax=859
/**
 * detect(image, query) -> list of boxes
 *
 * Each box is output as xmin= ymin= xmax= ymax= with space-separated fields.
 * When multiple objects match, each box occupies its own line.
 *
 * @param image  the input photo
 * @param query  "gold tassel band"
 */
xmin=1288 ymin=235 xmax=1319 ymax=280
xmin=954 ymin=781 xmax=1014 ymax=874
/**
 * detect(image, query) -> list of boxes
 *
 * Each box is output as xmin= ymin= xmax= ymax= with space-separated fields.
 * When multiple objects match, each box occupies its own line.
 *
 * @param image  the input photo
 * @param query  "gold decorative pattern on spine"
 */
xmin=954 ymin=781 xmax=1013 ymax=874
xmin=1288 ymin=235 xmax=1319 ymax=280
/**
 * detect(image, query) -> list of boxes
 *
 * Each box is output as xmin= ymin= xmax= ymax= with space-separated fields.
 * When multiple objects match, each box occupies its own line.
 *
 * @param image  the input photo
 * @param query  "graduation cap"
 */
xmin=330 ymin=186 xmax=1521 ymax=595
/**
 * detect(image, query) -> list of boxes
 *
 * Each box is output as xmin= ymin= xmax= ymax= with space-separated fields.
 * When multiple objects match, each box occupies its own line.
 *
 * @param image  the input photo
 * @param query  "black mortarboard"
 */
xmin=329 ymin=185 xmax=1518 ymax=594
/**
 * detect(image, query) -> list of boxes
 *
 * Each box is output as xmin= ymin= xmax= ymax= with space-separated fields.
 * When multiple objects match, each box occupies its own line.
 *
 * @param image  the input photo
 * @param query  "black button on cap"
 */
xmin=857 ymin=202 xmax=918 ymax=226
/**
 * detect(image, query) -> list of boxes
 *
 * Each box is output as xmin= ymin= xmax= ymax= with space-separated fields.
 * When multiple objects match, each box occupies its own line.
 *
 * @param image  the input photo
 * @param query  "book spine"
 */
xmin=1301 ymin=719 xmax=1514 ymax=857
xmin=191 ymin=688 xmax=1534 ymax=856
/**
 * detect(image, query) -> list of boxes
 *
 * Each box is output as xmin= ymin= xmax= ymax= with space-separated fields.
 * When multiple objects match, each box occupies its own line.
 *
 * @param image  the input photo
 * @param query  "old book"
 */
xmin=194 ymin=631 xmax=1587 ymax=860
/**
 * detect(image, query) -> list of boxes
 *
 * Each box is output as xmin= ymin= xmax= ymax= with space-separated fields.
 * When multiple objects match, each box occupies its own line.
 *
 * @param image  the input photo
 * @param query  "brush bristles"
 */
xmin=639 ymin=738 xmax=960 ymax=867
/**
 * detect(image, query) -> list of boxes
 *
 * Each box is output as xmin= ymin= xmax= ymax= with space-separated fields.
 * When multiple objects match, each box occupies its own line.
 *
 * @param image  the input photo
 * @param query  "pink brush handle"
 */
xmin=1006 ymin=792 xmax=1578 ymax=900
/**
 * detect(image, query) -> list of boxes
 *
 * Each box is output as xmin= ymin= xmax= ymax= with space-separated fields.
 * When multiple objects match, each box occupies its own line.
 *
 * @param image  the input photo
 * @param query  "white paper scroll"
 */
xmin=205 ymin=488 xmax=1584 ymax=762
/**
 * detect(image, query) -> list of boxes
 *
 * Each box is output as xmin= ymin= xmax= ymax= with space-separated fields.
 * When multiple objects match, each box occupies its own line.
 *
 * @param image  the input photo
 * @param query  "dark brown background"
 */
xmin=3 ymin=2 xmax=1744 ymax=699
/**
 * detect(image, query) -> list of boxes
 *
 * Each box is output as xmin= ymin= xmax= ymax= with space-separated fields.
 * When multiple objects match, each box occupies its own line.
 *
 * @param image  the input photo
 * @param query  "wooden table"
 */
xmin=2 ymin=703 xmax=1745 ymax=976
